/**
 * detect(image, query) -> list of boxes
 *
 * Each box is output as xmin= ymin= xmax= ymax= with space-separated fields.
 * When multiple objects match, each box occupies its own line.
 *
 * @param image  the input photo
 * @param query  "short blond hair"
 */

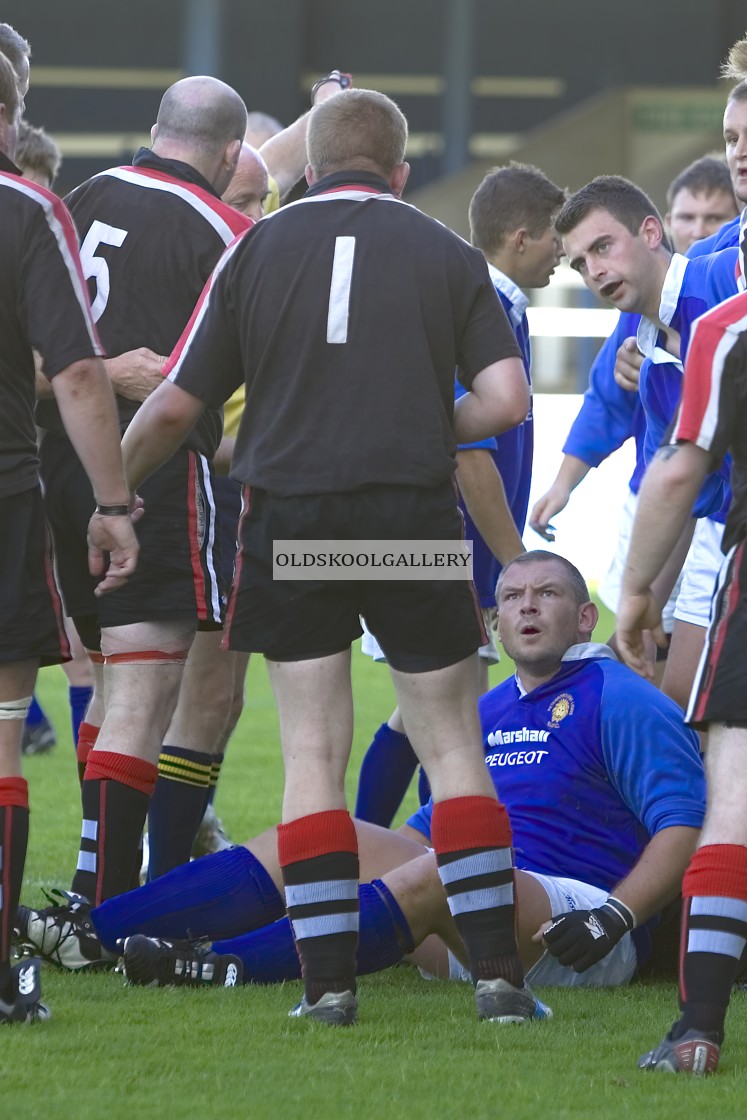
xmin=307 ymin=89 xmax=408 ymax=178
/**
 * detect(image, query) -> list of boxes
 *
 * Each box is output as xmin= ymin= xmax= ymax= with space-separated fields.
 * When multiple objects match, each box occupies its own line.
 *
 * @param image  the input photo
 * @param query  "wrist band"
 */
xmin=604 ymin=895 xmax=637 ymax=930
xmin=311 ymin=71 xmax=352 ymax=104
xmin=95 ymin=503 xmax=130 ymax=516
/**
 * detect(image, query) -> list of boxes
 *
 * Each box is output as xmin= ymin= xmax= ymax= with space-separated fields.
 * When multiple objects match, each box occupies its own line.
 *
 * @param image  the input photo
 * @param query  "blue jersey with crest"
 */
xmin=407 ymin=645 xmax=705 ymax=958
xmin=458 ymin=265 xmax=533 ymax=606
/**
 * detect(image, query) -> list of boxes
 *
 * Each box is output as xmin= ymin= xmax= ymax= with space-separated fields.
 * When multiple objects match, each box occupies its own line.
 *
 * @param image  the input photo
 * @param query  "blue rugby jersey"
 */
xmin=458 ymin=264 xmax=533 ymax=606
xmin=636 ymin=250 xmax=738 ymax=521
xmin=407 ymin=645 xmax=705 ymax=959
xmin=562 ymin=311 xmax=647 ymax=495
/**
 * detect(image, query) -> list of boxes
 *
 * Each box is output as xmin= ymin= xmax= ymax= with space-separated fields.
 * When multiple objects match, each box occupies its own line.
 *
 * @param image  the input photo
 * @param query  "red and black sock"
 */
xmin=432 ymin=796 xmax=523 ymax=987
xmin=0 ymin=777 xmax=29 ymax=1001
xmin=72 ymin=751 xmax=157 ymax=905
xmin=75 ymin=721 xmax=100 ymax=786
xmin=278 ymin=810 xmax=359 ymax=1005
xmin=674 ymin=844 xmax=747 ymax=1043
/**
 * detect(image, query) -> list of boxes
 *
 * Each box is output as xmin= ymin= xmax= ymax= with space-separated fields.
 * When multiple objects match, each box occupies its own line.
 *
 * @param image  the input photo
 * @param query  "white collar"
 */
xmin=513 ymin=642 xmax=617 ymax=696
xmin=636 ymin=253 xmax=688 ymax=365
xmin=487 ymin=262 xmax=529 ymax=327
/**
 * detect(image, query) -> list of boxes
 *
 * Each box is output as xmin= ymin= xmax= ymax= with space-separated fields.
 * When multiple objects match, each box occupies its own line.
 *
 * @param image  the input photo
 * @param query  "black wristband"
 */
xmin=94 ymin=503 xmax=130 ymax=517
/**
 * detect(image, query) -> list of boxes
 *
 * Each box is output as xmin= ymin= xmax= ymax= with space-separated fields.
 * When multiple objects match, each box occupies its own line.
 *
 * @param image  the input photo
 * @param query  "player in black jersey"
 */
xmin=32 ymin=76 xmax=252 ymax=921
xmin=618 ymin=284 xmax=747 ymax=1076
xmin=0 ymin=50 xmax=137 ymax=1024
xmin=122 ymin=89 xmax=540 ymax=1029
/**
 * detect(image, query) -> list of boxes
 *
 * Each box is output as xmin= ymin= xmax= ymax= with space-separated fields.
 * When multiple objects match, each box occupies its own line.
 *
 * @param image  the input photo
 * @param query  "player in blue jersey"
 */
xmin=356 ymin=165 xmax=565 ymax=827
xmin=531 ymin=158 xmax=738 ymax=624
xmin=665 ymin=156 xmax=739 ymax=260
xmin=23 ymin=552 xmax=704 ymax=998
xmin=555 ymin=177 xmax=738 ymax=714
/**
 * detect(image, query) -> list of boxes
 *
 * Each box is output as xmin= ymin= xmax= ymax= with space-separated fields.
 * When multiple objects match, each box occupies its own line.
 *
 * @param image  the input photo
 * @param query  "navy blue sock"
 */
xmin=355 ymin=722 xmax=418 ymax=826
xmin=357 ymin=879 xmax=415 ymax=973
xmin=92 ymin=845 xmax=284 ymax=951
xmin=68 ymin=685 xmax=92 ymax=748
xmin=147 ymin=745 xmax=213 ymax=879
xmin=26 ymin=695 xmax=45 ymax=727
xmin=213 ymin=879 xmax=415 ymax=982
xmin=213 ymin=916 xmax=301 ymax=983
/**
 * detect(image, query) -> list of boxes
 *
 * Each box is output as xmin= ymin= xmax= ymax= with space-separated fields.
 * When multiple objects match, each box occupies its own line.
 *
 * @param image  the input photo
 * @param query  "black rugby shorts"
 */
xmin=226 ymin=481 xmax=485 ymax=671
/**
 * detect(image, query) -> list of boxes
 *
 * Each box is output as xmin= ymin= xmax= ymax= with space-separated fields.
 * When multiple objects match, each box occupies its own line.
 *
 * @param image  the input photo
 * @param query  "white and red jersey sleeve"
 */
xmin=673 ymin=290 xmax=747 ymax=458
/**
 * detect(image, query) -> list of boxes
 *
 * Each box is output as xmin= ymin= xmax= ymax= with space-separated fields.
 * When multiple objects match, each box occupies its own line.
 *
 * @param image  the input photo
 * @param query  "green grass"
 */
xmin=10 ymin=602 xmax=747 ymax=1119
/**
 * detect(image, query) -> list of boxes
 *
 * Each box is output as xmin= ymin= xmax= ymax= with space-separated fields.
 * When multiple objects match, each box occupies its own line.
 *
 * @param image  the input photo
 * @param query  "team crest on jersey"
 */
xmin=548 ymin=693 xmax=574 ymax=728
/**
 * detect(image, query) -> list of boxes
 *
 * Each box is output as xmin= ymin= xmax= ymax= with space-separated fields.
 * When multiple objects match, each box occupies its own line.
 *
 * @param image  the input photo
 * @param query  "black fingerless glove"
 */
xmin=542 ymin=896 xmax=636 ymax=972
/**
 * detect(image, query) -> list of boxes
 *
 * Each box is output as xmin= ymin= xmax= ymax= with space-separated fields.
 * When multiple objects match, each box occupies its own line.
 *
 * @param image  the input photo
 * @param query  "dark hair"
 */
xmin=496 ymin=550 xmax=590 ymax=606
xmin=667 ymin=155 xmax=735 ymax=208
xmin=555 ymin=175 xmax=663 ymax=239
xmin=469 ymin=162 xmax=565 ymax=255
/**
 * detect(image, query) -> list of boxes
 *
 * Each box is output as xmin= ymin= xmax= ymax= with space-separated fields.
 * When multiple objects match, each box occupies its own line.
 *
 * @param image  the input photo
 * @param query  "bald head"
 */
xmin=154 ymin=76 xmax=247 ymax=154
xmin=152 ymin=76 xmax=248 ymax=194
xmin=222 ymin=143 xmax=269 ymax=220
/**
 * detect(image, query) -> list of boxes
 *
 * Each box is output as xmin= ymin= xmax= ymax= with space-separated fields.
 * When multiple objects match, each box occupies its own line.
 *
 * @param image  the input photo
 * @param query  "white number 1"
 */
xmin=326 ymin=236 xmax=356 ymax=344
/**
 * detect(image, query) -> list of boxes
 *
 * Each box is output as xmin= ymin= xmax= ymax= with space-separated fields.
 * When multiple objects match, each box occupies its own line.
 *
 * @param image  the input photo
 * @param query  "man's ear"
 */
xmin=389 ymin=161 xmax=410 ymax=197
xmin=578 ymin=600 xmax=599 ymax=639
xmin=513 ymin=228 xmax=528 ymax=253
xmin=150 ymin=123 xmax=158 ymax=145
xmin=640 ymin=214 xmax=664 ymax=250
xmin=305 ymin=162 xmax=317 ymax=187
xmin=224 ymin=137 xmax=241 ymax=172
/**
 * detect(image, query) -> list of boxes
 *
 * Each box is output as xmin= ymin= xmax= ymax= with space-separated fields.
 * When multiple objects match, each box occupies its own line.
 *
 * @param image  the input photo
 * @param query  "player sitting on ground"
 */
xmin=20 ymin=553 xmax=705 ymax=1002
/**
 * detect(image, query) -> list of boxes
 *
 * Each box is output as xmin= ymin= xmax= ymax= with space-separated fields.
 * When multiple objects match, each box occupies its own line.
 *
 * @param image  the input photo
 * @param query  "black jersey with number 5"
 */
xmin=36 ymin=148 xmax=251 ymax=451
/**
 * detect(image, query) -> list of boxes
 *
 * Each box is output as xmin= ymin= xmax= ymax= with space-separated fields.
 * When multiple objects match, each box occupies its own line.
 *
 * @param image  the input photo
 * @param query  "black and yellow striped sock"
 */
xmin=147 ymin=745 xmax=214 ymax=880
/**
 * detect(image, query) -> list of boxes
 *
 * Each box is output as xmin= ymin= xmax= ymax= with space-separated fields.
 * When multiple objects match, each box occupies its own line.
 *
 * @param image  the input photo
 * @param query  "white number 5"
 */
xmin=79 ymin=219 xmax=128 ymax=322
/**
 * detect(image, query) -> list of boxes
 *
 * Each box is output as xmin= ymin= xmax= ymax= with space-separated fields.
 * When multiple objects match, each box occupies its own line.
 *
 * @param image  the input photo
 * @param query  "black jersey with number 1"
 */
xmin=166 ymin=170 xmax=522 ymax=495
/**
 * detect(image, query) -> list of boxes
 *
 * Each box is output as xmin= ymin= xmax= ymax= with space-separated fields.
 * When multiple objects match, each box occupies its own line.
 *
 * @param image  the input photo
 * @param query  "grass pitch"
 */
xmin=9 ymin=606 xmax=747 ymax=1120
